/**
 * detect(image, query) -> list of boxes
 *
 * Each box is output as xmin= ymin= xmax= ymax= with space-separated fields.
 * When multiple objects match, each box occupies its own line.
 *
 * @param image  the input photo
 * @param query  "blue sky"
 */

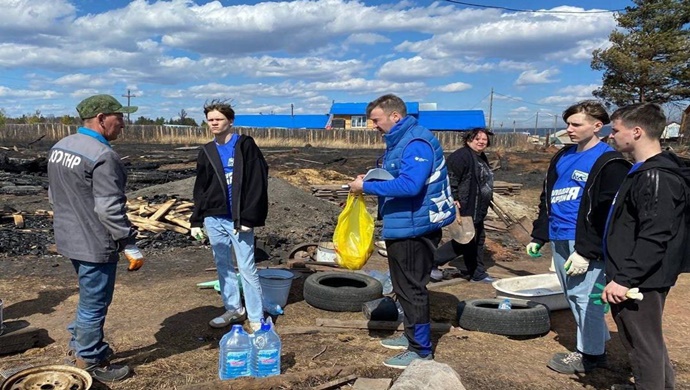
xmin=0 ymin=0 xmax=636 ymax=127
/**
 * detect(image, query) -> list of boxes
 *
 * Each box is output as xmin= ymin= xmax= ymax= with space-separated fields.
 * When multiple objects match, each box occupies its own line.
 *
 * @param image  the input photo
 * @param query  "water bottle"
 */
xmin=263 ymin=301 xmax=284 ymax=316
xmin=218 ymin=324 xmax=251 ymax=380
xmin=498 ymin=298 xmax=512 ymax=310
xmin=252 ymin=317 xmax=281 ymax=377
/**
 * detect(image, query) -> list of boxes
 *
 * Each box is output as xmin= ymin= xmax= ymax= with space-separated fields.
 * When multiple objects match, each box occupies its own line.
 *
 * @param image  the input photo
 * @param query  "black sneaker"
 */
xmin=75 ymin=358 xmax=131 ymax=382
xmin=547 ymin=351 xmax=607 ymax=374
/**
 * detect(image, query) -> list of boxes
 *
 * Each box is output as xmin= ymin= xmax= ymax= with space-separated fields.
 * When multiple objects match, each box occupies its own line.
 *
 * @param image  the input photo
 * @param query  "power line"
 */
xmin=442 ymin=0 xmax=624 ymax=14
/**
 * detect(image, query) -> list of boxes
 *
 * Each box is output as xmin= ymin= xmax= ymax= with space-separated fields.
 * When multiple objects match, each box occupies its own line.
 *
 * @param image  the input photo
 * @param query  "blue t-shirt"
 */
xmin=215 ymin=134 xmax=239 ymax=218
xmin=549 ymin=142 xmax=613 ymax=240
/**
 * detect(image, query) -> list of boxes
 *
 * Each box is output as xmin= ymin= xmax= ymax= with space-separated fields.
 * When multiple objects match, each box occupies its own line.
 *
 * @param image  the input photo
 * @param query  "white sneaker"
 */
xmin=209 ymin=307 xmax=247 ymax=328
xmin=430 ymin=269 xmax=443 ymax=283
xmin=250 ymin=322 xmax=262 ymax=332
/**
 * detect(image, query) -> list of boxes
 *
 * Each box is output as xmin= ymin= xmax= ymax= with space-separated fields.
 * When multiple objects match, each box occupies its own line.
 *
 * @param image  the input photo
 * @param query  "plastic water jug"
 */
xmin=498 ymin=298 xmax=512 ymax=310
xmin=252 ymin=317 xmax=281 ymax=377
xmin=219 ymin=324 xmax=251 ymax=380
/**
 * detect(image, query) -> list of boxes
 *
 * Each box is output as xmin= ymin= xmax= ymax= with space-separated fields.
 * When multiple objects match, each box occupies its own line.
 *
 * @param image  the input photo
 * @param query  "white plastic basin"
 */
xmin=492 ymin=273 xmax=568 ymax=311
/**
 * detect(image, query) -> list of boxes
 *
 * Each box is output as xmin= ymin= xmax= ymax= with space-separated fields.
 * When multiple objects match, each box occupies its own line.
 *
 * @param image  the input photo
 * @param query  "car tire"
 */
xmin=457 ymin=298 xmax=551 ymax=337
xmin=303 ymin=272 xmax=383 ymax=312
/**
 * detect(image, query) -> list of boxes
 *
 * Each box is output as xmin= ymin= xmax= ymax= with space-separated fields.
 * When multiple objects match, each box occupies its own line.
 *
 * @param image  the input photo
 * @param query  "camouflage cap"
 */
xmin=76 ymin=94 xmax=138 ymax=119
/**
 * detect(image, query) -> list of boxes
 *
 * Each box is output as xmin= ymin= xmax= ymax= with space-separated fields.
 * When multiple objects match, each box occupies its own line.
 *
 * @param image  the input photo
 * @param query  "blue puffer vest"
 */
xmin=380 ymin=116 xmax=455 ymax=239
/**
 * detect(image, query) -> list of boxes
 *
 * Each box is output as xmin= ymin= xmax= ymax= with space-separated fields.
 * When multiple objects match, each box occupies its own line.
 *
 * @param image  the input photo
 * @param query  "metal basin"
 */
xmin=1 ymin=365 xmax=92 ymax=390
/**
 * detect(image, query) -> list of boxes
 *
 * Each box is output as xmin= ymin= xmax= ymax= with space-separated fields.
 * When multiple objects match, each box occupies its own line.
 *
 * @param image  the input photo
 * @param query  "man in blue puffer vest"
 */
xmin=349 ymin=94 xmax=455 ymax=368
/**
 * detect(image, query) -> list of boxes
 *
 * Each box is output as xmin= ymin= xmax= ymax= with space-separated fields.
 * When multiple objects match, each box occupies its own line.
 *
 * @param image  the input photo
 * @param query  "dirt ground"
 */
xmin=1 ymin=142 xmax=689 ymax=390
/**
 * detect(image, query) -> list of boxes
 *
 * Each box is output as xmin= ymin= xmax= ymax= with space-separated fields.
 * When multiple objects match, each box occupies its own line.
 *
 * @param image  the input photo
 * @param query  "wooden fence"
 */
xmin=0 ymin=124 xmax=532 ymax=150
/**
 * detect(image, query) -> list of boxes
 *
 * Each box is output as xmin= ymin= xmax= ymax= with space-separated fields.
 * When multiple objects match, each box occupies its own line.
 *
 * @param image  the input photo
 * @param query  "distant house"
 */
xmin=328 ymin=102 xmax=485 ymax=131
xmin=230 ymin=101 xmax=485 ymax=130
xmin=662 ymin=122 xmax=681 ymax=140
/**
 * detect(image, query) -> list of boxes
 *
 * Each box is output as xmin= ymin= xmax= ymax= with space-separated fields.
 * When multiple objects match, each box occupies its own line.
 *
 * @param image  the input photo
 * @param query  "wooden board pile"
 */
xmin=493 ymin=180 xmax=522 ymax=195
xmin=125 ymin=198 xmax=193 ymax=235
xmin=310 ymin=184 xmax=349 ymax=202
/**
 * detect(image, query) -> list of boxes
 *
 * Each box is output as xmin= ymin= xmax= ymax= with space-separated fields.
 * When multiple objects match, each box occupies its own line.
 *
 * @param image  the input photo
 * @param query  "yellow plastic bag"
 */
xmin=333 ymin=193 xmax=375 ymax=270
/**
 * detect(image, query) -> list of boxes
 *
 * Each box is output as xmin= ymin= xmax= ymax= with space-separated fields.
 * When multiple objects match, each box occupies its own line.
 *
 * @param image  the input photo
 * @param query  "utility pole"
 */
xmin=122 ymin=89 xmax=137 ymax=123
xmin=534 ymin=112 xmax=539 ymax=136
xmin=512 ymin=120 xmax=516 ymax=133
xmin=487 ymin=87 xmax=494 ymax=131
xmin=291 ymin=103 xmax=294 ymax=117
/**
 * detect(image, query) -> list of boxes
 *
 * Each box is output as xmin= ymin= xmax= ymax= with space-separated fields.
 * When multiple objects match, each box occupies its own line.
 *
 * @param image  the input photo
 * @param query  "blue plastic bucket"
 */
xmin=258 ymin=269 xmax=295 ymax=308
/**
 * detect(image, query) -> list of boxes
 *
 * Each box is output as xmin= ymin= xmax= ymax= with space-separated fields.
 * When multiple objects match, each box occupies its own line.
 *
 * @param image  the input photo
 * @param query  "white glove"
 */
xmin=191 ymin=227 xmax=206 ymax=241
xmin=626 ymin=288 xmax=644 ymax=301
xmin=233 ymin=225 xmax=252 ymax=235
xmin=564 ymin=251 xmax=590 ymax=276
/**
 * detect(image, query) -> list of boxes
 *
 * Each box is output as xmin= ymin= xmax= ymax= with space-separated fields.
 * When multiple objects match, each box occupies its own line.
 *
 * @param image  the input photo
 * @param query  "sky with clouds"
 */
xmin=0 ymin=0 xmax=633 ymax=128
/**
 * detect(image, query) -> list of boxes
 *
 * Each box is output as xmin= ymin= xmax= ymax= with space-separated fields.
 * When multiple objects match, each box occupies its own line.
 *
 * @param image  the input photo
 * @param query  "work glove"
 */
xmin=589 ymin=283 xmax=644 ymax=313
xmin=564 ymin=251 xmax=590 ymax=276
xmin=526 ymin=242 xmax=542 ymax=258
xmin=123 ymin=244 xmax=144 ymax=271
xmin=191 ymin=227 xmax=206 ymax=241
xmin=233 ymin=225 xmax=252 ymax=235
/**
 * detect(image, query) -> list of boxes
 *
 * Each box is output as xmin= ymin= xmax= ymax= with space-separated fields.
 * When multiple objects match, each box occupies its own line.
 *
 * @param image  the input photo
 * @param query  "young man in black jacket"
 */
xmin=527 ymin=101 xmax=631 ymax=374
xmin=604 ymin=103 xmax=690 ymax=390
xmin=189 ymin=100 xmax=269 ymax=331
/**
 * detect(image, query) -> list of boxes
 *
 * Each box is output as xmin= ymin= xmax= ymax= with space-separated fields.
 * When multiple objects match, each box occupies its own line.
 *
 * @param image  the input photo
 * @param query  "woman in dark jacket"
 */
xmin=431 ymin=128 xmax=495 ymax=283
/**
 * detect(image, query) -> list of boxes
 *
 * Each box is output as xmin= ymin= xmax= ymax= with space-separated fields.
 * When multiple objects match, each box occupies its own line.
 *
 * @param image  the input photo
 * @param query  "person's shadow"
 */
xmin=3 ymin=287 xmax=76 ymax=320
xmin=115 ymin=305 xmax=227 ymax=366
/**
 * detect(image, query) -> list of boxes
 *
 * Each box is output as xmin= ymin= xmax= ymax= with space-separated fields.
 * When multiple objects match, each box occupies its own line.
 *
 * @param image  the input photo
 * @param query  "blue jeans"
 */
xmin=204 ymin=216 xmax=263 ymax=323
xmin=551 ymin=240 xmax=610 ymax=355
xmin=68 ymin=260 xmax=117 ymax=363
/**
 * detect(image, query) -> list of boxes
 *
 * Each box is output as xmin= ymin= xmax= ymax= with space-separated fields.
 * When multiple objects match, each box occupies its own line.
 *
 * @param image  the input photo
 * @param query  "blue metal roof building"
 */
xmin=330 ymin=102 xmax=420 ymax=115
xmin=230 ymin=103 xmax=485 ymax=130
xmin=417 ymin=110 xmax=485 ymax=131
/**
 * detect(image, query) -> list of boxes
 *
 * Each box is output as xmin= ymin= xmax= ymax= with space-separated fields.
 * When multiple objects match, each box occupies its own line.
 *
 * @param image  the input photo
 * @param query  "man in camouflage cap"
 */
xmin=47 ymin=94 xmax=142 ymax=381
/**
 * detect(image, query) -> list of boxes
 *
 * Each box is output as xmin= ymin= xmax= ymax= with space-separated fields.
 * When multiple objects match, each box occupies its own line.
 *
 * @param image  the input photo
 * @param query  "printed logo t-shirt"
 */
xmin=549 ymin=142 xmax=613 ymax=240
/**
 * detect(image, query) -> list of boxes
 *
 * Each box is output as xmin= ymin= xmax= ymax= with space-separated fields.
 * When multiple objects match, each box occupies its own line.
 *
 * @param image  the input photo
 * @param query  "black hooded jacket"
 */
xmin=605 ymin=151 xmax=690 ymax=289
xmin=190 ymin=135 xmax=268 ymax=229
xmin=531 ymin=144 xmax=631 ymax=260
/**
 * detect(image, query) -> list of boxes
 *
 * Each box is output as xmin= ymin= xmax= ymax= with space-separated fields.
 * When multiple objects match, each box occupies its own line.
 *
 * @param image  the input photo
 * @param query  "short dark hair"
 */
xmin=463 ymin=128 xmax=493 ymax=147
xmin=366 ymin=94 xmax=407 ymax=118
xmin=611 ymin=103 xmax=666 ymax=140
xmin=203 ymin=99 xmax=235 ymax=120
xmin=562 ymin=100 xmax=610 ymax=125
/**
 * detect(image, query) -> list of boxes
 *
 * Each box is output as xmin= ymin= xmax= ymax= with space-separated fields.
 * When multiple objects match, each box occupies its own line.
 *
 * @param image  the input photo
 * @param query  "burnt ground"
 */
xmin=1 ymin=141 xmax=689 ymax=390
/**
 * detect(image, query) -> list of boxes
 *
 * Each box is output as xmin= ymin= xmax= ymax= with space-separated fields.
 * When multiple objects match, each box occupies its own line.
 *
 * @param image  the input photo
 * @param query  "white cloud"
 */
xmin=515 ymin=68 xmax=560 ymax=86
xmin=344 ymin=33 xmax=390 ymax=45
xmin=539 ymin=83 xmax=600 ymax=104
xmin=0 ymin=86 xmax=59 ymax=99
xmin=437 ymin=82 xmax=472 ymax=92
xmin=377 ymin=56 xmax=494 ymax=81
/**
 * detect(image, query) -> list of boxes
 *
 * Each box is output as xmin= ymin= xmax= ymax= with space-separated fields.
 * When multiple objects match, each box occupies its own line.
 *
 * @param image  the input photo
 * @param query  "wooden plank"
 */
xmin=164 ymin=215 xmax=191 ymax=229
xmin=148 ymin=199 xmax=177 ymax=221
xmin=311 ymin=374 xmax=358 ymax=390
xmin=13 ymin=214 xmax=24 ymax=228
xmin=128 ymin=214 xmax=189 ymax=234
xmin=174 ymin=201 xmax=195 ymax=211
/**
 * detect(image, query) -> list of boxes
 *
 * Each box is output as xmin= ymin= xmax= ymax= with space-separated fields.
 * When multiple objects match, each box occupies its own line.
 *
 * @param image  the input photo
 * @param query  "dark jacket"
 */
xmin=190 ymin=135 xmax=269 ymax=229
xmin=605 ymin=152 xmax=690 ymax=289
xmin=446 ymin=146 xmax=489 ymax=222
xmin=531 ymin=144 xmax=631 ymax=260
